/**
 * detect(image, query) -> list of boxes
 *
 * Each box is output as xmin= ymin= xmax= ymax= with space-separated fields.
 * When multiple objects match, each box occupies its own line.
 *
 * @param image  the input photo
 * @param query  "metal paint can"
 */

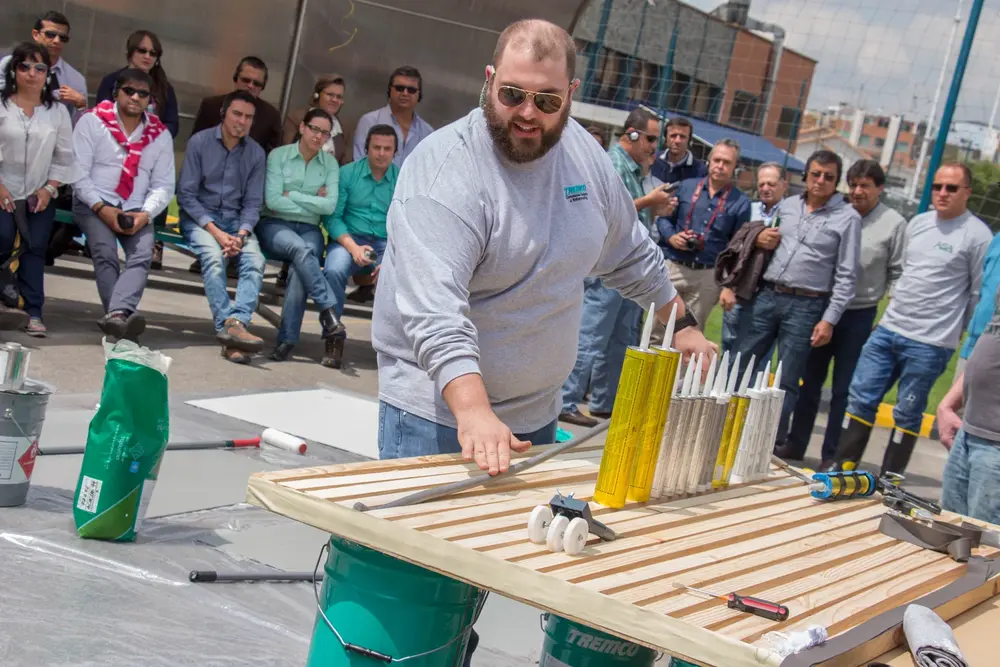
xmin=594 ymin=346 xmax=656 ymax=509
xmin=0 ymin=343 xmax=30 ymax=390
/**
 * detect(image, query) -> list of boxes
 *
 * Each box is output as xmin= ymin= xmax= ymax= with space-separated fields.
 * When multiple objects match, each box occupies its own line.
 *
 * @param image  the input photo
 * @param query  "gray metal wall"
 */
xmin=3 ymin=0 xmax=586 ymax=155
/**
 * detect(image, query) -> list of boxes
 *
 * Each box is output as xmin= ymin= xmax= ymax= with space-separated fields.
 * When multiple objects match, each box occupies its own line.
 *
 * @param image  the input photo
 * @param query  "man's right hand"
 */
xmin=456 ymin=408 xmax=531 ymax=476
xmin=719 ymin=287 xmax=737 ymax=312
xmin=755 ymin=228 xmax=781 ymax=250
xmin=350 ymin=245 xmax=375 ymax=267
xmin=210 ymin=227 xmax=241 ymax=257
xmin=668 ymin=231 xmax=693 ymax=251
xmin=98 ymin=206 xmax=125 ymax=233
xmin=645 ymin=186 xmax=674 ymax=210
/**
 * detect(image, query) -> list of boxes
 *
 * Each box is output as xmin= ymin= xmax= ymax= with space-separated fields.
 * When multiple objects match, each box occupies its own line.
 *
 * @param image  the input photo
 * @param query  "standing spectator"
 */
xmin=780 ymin=160 xmax=905 ymax=466
xmin=319 ymin=125 xmax=399 ymax=369
xmin=284 ymin=74 xmax=348 ymax=165
xmin=191 ymin=56 xmax=282 ymax=153
xmin=736 ymin=150 xmax=861 ymax=454
xmin=96 ymin=30 xmax=180 ymax=271
xmin=96 ymin=31 xmax=179 ymax=136
xmin=656 ymin=138 xmax=750 ymax=332
xmin=830 ymin=163 xmax=992 ymax=475
xmin=177 ymin=91 xmax=267 ymax=365
xmin=0 ymin=11 xmax=88 ymax=119
xmin=257 ymin=109 xmax=343 ymax=362
xmin=585 ymin=125 xmax=606 ymax=148
xmin=720 ymin=162 xmax=787 ymax=354
xmin=649 ymin=117 xmax=707 ymax=185
xmin=956 ymin=231 xmax=1000 ymax=375
xmin=938 ymin=283 xmax=1000 ymax=525
xmin=0 ymin=43 xmax=77 ymax=334
xmin=353 ymin=66 xmax=433 ymax=166
xmin=559 ymin=107 xmax=676 ymax=427
xmin=71 ymin=69 xmax=175 ymax=341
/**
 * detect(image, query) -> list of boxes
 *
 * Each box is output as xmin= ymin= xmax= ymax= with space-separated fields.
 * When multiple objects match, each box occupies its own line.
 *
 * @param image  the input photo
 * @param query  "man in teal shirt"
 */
xmin=256 ymin=108 xmax=342 ymax=362
xmin=958 ymin=231 xmax=1000 ymax=372
xmin=320 ymin=125 xmax=399 ymax=368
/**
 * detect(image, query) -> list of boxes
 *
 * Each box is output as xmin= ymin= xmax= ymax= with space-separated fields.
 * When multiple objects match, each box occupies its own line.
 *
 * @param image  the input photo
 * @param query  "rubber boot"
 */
xmin=832 ymin=416 xmax=873 ymax=470
xmin=881 ymin=428 xmax=918 ymax=477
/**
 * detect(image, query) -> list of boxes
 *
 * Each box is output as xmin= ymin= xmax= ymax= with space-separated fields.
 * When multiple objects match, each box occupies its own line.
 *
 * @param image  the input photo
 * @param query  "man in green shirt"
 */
xmin=320 ymin=125 xmax=399 ymax=368
xmin=256 ymin=108 xmax=343 ymax=362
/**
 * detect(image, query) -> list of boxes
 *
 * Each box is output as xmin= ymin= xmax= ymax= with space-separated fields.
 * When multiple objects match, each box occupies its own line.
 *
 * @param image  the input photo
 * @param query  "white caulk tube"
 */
xmin=261 ymin=428 xmax=308 ymax=455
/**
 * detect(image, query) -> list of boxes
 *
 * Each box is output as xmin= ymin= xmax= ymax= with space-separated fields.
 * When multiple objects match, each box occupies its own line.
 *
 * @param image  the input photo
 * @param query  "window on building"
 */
xmin=859 ymin=135 xmax=871 ymax=147
xmin=896 ymin=141 xmax=910 ymax=153
xmin=594 ymin=48 xmax=624 ymax=104
xmin=864 ymin=115 xmax=874 ymax=125
xmin=690 ymin=78 xmax=721 ymax=120
xmin=874 ymin=137 xmax=885 ymax=148
xmin=665 ymin=71 xmax=692 ymax=113
xmin=877 ymin=117 xmax=890 ymax=128
xmin=729 ymin=91 xmax=758 ymax=130
xmin=628 ymin=60 xmax=660 ymax=104
xmin=901 ymin=121 xmax=914 ymax=133
xmin=775 ymin=106 xmax=801 ymax=141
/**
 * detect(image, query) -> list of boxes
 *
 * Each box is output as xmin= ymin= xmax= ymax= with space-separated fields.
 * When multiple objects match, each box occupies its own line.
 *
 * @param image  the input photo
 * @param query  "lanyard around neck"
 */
xmin=684 ymin=178 xmax=731 ymax=236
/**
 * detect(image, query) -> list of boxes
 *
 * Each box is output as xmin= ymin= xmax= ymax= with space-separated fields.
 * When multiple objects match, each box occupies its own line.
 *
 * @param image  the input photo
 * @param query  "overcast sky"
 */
xmin=681 ymin=0 xmax=1000 ymax=125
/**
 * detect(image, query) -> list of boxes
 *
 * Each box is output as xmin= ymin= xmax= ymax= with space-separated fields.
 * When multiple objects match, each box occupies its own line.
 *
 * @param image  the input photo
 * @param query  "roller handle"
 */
xmin=727 ymin=593 xmax=789 ymax=621
xmin=228 ymin=437 xmax=261 ymax=448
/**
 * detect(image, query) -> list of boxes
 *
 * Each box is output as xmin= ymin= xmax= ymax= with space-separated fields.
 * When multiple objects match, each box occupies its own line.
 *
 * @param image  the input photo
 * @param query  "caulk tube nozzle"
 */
xmin=738 ymin=354 xmax=756 ymax=394
xmin=691 ymin=353 xmax=704 ymax=396
xmin=681 ymin=357 xmax=696 ymax=396
xmin=714 ymin=351 xmax=730 ymax=397
xmin=704 ymin=353 xmax=718 ymax=397
xmin=726 ymin=351 xmax=741 ymax=395
xmin=772 ymin=360 xmax=783 ymax=390
xmin=761 ymin=360 xmax=772 ymax=389
xmin=639 ymin=301 xmax=656 ymax=351
xmin=662 ymin=302 xmax=678 ymax=348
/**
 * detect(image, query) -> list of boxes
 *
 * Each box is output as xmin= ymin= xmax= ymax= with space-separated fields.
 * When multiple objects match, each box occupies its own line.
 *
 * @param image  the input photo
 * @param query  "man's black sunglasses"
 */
xmin=120 ymin=86 xmax=151 ymax=99
xmin=43 ymin=30 xmax=70 ymax=43
xmin=392 ymin=84 xmax=419 ymax=95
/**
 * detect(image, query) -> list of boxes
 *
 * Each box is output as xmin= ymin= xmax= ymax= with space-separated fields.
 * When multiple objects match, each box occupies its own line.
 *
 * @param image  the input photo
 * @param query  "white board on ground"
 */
xmin=187 ymin=388 xmax=379 ymax=458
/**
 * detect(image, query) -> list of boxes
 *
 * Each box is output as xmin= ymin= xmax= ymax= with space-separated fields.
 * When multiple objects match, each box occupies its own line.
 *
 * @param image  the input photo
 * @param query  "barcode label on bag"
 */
xmin=76 ymin=476 xmax=102 ymax=513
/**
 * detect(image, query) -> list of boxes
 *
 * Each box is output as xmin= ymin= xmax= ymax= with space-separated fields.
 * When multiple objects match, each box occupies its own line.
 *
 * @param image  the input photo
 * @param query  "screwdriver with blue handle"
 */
xmin=672 ymin=582 xmax=790 ymax=621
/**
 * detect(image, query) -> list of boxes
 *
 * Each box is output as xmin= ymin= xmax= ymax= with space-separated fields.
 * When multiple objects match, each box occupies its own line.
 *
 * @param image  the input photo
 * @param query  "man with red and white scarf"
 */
xmin=72 ymin=68 xmax=174 ymax=341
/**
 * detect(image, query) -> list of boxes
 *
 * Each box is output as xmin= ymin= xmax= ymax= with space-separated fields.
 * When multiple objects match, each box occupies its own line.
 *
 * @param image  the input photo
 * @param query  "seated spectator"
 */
xmin=256 ymin=109 xmax=343 ymax=362
xmin=72 ymin=68 xmax=174 ymax=341
xmin=353 ymin=66 xmax=433 ymax=165
xmin=319 ymin=124 xmax=399 ymax=368
xmin=97 ymin=30 xmax=180 ymax=271
xmin=191 ymin=56 xmax=282 ymax=153
xmin=177 ymin=91 xmax=267 ymax=365
xmin=0 ymin=42 xmax=77 ymax=334
xmin=284 ymin=74 xmax=348 ymax=164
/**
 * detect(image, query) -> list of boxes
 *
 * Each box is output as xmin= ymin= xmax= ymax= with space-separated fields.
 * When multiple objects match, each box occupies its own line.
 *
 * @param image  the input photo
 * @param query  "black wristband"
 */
xmin=674 ymin=310 xmax=698 ymax=332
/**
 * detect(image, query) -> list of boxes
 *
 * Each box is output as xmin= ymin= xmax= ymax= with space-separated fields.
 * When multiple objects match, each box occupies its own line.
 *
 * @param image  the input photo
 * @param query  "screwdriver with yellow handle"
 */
xmin=672 ymin=582 xmax=790 ymax=621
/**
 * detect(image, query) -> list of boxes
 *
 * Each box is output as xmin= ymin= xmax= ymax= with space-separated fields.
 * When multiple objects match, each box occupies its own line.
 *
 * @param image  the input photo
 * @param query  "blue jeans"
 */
xmin=256 ymin=219 xmax=336 ymax=345
xmin=561 ymin=278 xmax=642 ymax=414
xmin=941 ymin=428 xmax=1000 ymax=525
xmin=721 ymin=303 xmax=746 ymax=355
xmin=736 ymin=286 xmax=828 ymax=446
xmin=377 ymin=401 xmax=558 ymax=459
xmin=787 ymin=306 xmax=878 ymax=461
xmin=324 ymin=234 xmax=387 ymax=322
xmin=181 ymin=215 xmax=265 ymax=331
xmin=845 ymin=326 xmax=952 ymax=434
xmin=0 ymin=204 xmax=56 ymax=318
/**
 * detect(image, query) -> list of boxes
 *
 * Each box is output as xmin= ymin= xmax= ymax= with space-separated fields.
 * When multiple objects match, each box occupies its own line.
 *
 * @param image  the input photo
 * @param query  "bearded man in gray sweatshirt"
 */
xmin=831 ymin=162 xmax=993 ymax=475
xmin=371 ymin=19 xmax=716 ymax=479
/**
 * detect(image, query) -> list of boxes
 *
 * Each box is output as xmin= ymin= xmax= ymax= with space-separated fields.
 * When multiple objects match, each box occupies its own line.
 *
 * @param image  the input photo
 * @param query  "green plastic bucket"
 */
xmin=307 ymin=536 xmax=483 ymax=666
xmin=539 ymin=614 xmax=657 ymax=667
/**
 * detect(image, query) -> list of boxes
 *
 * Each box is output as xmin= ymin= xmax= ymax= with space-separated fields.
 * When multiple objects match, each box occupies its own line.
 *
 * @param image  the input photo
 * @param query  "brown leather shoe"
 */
xmin=558 ymin=409 xmax=599 ymax=427
xmin=321 ymin=336 xmax=345 ymax=369
xmin=217 ymin=318 xmax=264 ymax=352
xmin=222 ymin=346 xmax=251 ymax=365
xmin=589 ymin=410 xmax=612 ymax=419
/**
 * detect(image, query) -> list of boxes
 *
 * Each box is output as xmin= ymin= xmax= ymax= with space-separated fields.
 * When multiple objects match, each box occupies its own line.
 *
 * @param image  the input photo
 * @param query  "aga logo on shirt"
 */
xmin=564 ymin=184 xmax=588 ymax=203
xmin=934 ymin=241 xmax=954 ymax=254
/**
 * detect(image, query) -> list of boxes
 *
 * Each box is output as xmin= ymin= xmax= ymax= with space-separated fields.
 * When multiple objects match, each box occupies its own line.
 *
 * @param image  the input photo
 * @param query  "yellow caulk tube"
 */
xmin=712 ymin=351 xmax=742 ymax=488
xmin=627 ymin=304 xmax=681 ymax=502
xmin=593 ymin=302 xmax=658 ymax=508
xmin=721 ymin=355 xmax=756 ymax=487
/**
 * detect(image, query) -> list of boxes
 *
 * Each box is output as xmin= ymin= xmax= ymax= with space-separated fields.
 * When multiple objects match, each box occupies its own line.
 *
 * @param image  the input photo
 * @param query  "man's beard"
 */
xmin=484 ymin=96 xmax=570 ymax=164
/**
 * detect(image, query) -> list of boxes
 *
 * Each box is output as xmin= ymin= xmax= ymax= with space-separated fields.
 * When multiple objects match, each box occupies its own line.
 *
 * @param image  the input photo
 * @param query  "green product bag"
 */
xmin=73 ymin=339 xmax=172 ymax=541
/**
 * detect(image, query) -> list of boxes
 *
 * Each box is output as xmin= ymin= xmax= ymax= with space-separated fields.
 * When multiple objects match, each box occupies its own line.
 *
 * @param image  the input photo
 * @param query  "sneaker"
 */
xmin=217 ymin=318 xmax=264 ymax=352
xmin=25 ymin=317 xmax=47 ymax=338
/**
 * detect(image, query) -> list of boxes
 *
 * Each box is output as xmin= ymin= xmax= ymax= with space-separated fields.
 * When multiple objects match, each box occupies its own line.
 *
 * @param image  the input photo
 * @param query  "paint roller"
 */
xmin=39 ymin=429 xmax=308 ymax=456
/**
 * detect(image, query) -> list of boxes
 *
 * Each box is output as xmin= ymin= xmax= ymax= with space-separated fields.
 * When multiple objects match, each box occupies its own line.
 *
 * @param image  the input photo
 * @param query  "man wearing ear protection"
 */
xmin=372 ymin=19 xmax=715 ymax=481
xmin=191 ymin=56 xmax=282 ymax=153
xmin=352 ymin=65 xmax=433 ymax=166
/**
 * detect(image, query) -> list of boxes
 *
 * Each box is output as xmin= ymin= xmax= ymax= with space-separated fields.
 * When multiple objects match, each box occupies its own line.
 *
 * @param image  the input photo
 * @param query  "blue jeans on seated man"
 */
xmin=181 ymin=215 xmax=265 ymax=331
xmin=736 ymin=286 xmax=828 ymax=448
xmin=844 ymin=326 xmax=952 ymax=435
xmin=785 ymin=306 xmax=878 ymax=461
xmin=324 ymin=234 xmax=387 ymax=332
xmin=256 ymin=219 xmax=337 ymax=345
xmin=942 ymin=428 xmax=1000 ymax=525
xmin=561 ymin=278 xmax=642 ymax=415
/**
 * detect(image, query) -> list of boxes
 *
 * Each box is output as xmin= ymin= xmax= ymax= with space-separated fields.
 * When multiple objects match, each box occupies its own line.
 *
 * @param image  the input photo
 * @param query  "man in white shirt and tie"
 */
xmin=72 ymin=69 xmax=175 ymax=341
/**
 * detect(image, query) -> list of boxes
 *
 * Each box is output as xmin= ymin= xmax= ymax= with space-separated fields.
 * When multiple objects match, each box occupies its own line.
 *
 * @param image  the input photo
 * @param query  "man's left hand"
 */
xmin=32 ymin=188 xmax=52 ymax=213
xmin=811 ymin=320 xmax=833 ymax=347
xmin=123 ymin=212 xmax=151 ymax=235
xmin=673 ymin=326 xmax=718 ymax=371
xmin=58 ymin=86 xmax=86 ymax=109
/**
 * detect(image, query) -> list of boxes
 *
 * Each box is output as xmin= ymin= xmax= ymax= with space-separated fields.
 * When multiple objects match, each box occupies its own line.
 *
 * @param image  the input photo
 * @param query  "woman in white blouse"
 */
xmin=0 ymin=42 xmax=77 ymax=336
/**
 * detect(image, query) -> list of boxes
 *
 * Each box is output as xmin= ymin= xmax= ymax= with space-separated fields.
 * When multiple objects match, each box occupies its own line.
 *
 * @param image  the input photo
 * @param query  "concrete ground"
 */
xmin=0 ymin=251 xmax=953 ymax=665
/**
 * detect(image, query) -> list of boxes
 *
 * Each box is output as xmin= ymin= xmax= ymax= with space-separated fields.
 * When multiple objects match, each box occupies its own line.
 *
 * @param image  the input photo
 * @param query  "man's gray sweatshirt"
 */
xmin=849 ymin=202 xmax=905 ymax=310
xmin=371 ymin=109 xmax=676 ymax=432
xmin=880 ymin=210 xmax=993 ymax=349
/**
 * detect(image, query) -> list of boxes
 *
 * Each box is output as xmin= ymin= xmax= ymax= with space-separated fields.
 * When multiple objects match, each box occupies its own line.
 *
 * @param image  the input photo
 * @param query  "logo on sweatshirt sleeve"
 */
xmin=564 ymin=184 xmax=588 ymax=203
